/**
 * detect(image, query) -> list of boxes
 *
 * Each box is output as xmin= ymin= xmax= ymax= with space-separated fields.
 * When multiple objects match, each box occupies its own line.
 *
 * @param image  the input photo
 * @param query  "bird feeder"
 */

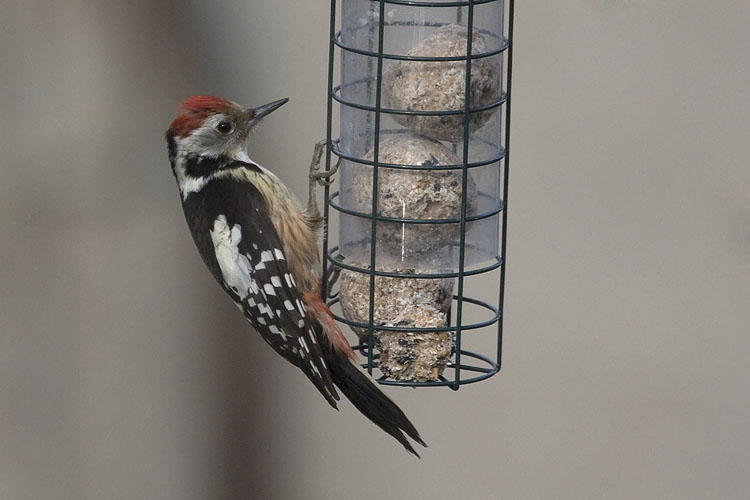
xmin=321 ymin=0 xmax=514 ymax=388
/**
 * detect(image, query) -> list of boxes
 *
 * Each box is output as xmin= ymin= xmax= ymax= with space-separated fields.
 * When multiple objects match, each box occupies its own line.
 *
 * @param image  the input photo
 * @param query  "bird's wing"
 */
xmin=201 ymin=180 xmax=339 ymax=407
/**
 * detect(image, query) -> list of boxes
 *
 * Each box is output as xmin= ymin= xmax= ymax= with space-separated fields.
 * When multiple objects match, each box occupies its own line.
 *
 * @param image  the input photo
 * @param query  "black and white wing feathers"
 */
xmin=183 ymin=176 xmax=339 ymax=407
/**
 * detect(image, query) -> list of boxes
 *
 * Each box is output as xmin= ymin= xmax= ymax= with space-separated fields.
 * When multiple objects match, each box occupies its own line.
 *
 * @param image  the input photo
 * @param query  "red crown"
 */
xmin=167 ymin=95 xmax=234 ymax=138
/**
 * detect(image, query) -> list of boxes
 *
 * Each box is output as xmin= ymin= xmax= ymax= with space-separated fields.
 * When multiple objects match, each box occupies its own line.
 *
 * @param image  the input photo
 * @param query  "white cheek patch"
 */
xmin=210 ymin=215 xmax=254 ymax=300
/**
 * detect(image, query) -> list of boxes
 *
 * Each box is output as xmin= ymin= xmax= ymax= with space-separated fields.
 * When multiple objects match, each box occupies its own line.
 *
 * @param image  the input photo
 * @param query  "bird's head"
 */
xmin=166 ymin=95 xmax=288 ymax=161
xmin=166 ymin=95 xmax=288 ymax=197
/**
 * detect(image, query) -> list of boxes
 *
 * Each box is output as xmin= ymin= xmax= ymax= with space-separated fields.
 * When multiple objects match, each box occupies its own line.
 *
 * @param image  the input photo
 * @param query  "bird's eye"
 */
xmin=216 ymin=121 xmax=233 ymax=134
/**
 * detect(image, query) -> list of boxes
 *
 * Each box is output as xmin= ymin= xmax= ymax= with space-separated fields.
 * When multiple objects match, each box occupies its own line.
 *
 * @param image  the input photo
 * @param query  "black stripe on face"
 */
xmin=184 ymin=154 xmax=264 ymax=179
xmin=166 ymin=136 xmax=178 ymax=164
xmin=184 ymin=154 xmax=230 ymax=178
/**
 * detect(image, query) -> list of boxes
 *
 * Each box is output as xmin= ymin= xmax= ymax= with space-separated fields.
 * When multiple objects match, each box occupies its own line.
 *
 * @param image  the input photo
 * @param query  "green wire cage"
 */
xmin=321 ymin=0 xmax=514 ymax=389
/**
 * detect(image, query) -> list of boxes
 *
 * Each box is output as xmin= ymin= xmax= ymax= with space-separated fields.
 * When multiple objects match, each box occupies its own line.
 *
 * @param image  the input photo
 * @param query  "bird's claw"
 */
xmin=309 ymin=140 xmax=339 ymax=188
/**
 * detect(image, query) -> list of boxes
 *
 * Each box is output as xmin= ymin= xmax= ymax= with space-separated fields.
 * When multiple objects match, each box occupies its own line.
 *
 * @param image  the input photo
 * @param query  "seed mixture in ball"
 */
xmin=382 ymin=24 xmax=500 ymax=142
xmin=349 ymin=135 xmax=476 ymax=263
xmin=339 ymin=264 xmax=455 ymax=382
xmin=377 ymin=321 xmax=454 ymax=383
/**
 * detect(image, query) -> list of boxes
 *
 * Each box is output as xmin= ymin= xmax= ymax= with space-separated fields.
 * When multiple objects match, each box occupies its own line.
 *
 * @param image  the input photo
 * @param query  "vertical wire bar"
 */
xmin=364 ymin=0 xmax=388 ymax=375
xmin=497 ymin=0 xmax=514 ymax=368
xmin=322 ymin=0 xmax=337 ymax=301
xmin=452 ymin=0 xmax=477 ymax=390
xmin=365 ymin=2 xmax=377 ymax=153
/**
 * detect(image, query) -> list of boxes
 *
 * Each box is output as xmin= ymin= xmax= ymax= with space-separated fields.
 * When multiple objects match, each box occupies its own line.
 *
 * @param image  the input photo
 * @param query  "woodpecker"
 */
xmin=165 ymin=95 xmax=426 ymax=456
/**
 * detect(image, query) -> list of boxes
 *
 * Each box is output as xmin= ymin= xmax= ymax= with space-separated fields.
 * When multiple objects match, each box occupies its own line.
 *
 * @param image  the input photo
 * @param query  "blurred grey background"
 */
xmin=1 ymin=1 xmax=748 ymax=499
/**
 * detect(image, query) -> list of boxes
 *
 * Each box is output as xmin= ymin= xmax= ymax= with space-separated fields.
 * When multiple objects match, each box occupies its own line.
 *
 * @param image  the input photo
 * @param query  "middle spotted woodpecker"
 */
xmin=165 ymin=95 xmax=426 ymax=456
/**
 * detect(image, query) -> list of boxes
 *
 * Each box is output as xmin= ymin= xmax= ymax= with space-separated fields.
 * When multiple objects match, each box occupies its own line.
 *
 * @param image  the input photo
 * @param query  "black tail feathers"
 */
xmin=325 ymin=349 xmax=427 ymax=457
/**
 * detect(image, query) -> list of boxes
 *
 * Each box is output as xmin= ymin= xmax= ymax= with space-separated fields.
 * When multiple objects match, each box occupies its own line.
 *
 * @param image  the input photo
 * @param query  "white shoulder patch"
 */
xmin=210 ymin=215 xmax=254 ymax=299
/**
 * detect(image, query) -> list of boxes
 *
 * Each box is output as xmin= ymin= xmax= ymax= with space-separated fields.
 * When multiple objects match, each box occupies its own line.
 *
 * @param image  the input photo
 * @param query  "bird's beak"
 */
xmin=249 ymin=98 xmax=289 ymax=126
